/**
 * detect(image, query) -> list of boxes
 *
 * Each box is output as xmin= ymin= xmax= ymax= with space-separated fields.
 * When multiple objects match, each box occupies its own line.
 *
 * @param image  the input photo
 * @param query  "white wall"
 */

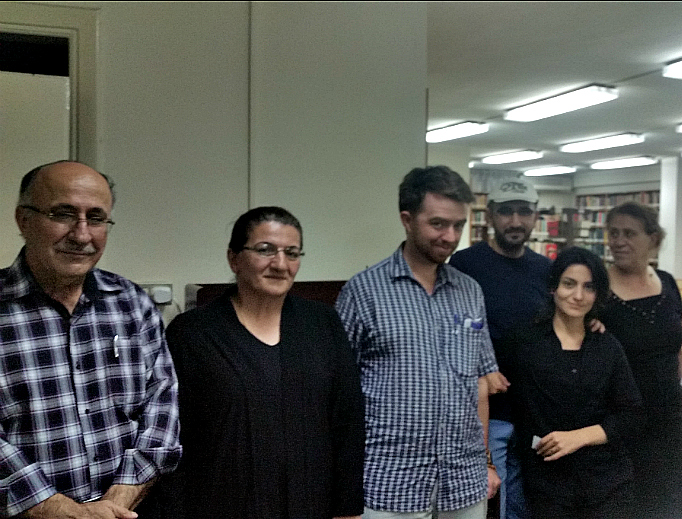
xmin=1 ymin=1 xmax=428 ymax=314
xmin=92 ymin=2 xmax=251 ymax=316
xmin=250 ymin=2 xmax=427 ymax=279
xmin=573 ymin=165 xmax=660 ymax=195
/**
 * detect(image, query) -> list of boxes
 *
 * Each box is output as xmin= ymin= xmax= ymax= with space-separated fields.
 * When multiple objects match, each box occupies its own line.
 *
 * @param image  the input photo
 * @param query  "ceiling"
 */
xmin=426 ymin=1 xmax=682 ymax=175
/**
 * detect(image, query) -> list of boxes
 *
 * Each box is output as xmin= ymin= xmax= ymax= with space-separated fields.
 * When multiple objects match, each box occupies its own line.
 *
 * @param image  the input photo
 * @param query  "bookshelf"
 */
xmin=572 ymin=190 xmax=660 ymax=262
xmin=470 ymin=192 xmax=489 ymax=244
xmin=527 ymin=211 xmax=570 ymax=260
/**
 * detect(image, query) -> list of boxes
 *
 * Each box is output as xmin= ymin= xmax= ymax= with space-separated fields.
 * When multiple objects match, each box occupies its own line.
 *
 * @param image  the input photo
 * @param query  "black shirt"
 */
xmin=501 ymin=319 xmax=644 ymax=506
xmin=601 ymin=269 xmax=682 ymax=425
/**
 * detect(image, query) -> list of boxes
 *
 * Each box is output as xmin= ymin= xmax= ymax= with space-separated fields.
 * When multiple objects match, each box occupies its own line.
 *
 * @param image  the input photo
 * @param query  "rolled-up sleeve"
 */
xmin=113 ymin=316 xmax=182 ymax=485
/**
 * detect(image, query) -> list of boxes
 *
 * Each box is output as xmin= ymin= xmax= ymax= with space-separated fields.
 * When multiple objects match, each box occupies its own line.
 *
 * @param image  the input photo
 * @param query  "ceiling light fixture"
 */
xmin=480 ymin=150 xmax=543 ymax=164
xmin=425 ymin=121 xmax=489 ymax=143
xmin=663 ymin=59 xmax=682 ymax=79
xmin=503 ymin=84 xmax=618 ymax=122
xmin=676 ymin=123 xmax=682 ymax=133
xmin=523 ymin=166 xmax=577 ymax=177
xmin=559 ymin=133 xmax=644 ymax=153
xmin=590 ymin=156 xmax=658 ymax=170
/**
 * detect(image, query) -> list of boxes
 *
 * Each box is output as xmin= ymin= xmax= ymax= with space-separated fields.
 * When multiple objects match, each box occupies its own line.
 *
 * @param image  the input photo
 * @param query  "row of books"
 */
xmin=528 ymin=241 xmax=558 ymax=260
xmin=576 ymin=191 xmax=659 ymax=209
xmin=534 ymin=216 xmax=561 ymax=236
xmin=577 ymin=210 xmax=608 ymax=225
xmin=471 ymin=210 xmax=487 ymax=224
xmin=575 ymin=227 xmax=606 ymax=241
xmin=473 ymin=193 xmax=488 ymax=207
xmin=471 ymin=226 xmax=489 ymax=241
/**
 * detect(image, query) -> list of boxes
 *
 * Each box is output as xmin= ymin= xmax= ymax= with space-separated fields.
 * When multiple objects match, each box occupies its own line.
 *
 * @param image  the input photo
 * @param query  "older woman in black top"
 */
xmin=600 ymin=201 xmax=682 ymax=518
xmin=500 ymin=247 xmax=643 ymax=519
xmin=163 ymin=206 xmax=365 ymax=519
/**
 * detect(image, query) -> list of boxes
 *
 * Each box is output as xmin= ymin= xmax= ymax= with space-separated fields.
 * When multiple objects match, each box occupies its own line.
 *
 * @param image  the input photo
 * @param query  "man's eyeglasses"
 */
xmin=242 ymin=242 xmax=304 ymax=261
xmin=494 ymin=206 xmax=535 ymax=217
xmin=19 ymin=205 xmax=115 ymax=230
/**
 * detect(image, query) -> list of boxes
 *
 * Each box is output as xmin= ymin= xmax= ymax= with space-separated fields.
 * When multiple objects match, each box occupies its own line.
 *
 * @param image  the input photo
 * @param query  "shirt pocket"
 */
xmin=105 ymin=336 xmax=148 ymax=419
xmin=450 ymin=325 xmax=484 ymax=377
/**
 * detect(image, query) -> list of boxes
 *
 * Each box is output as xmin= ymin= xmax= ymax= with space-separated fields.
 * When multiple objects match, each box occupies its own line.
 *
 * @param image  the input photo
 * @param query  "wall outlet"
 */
xmin=139 ymin=283 xmax=173 ymax=305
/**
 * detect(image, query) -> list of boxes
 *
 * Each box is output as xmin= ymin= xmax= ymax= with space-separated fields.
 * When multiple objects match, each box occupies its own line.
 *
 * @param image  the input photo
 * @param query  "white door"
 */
xmin=0 ymin=71 xmax=70 ymax=266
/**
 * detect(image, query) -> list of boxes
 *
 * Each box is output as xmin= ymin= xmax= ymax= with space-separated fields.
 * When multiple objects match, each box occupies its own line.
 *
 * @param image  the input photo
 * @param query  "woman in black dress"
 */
xmin=501 ymin=247 xmax=643 ymax=519
xmin=162 ymin=206 xmax=365 ymax=519
xmin=600 ymin=201 xmax=682 ymax=519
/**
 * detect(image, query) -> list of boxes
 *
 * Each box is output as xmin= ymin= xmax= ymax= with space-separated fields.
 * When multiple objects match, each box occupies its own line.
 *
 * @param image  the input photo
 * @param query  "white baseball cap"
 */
xmin=488 ymin=178 xmax=539 ymax=204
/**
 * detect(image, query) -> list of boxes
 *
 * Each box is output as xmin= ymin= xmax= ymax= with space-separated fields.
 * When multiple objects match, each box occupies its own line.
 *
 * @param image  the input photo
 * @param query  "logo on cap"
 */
xmin=499 ymin=181 xmax=529 ymax=194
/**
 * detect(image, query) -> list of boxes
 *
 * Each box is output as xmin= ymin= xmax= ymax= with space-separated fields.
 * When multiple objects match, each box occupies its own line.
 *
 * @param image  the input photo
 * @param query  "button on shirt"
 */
xmin=335 ymin=245 xmax=498 ymax=512
xmin=0 ymin=251 xmax=182 ymax=516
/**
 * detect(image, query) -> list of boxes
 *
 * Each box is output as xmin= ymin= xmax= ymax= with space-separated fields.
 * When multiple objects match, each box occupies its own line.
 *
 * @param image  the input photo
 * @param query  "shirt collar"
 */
xmin=0 ymin=248 xmax=119 ymax=303
xmin=388 ymin=242 xmax=457 ymax=289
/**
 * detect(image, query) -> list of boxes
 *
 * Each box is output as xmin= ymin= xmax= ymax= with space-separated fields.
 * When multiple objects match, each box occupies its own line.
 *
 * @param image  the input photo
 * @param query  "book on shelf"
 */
xmin=528 ymin=241 xmax=559 ymax=259
xmin=472 ymin=211 xmax=487 ymax=224
xmin=547 ymin=219 xmax=560 ymax=237
xmin=545 ymin=242 xmax=558 ymax=260
xmin=473 ymin=193 xmax=488 ymax=207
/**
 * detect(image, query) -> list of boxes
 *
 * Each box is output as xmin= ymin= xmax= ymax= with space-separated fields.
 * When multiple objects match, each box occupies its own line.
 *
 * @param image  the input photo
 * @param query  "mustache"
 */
xmin=56 ymin=243 xmax=97 ymax=254
xmin=504 ymin=227 xmax=527 ymax=234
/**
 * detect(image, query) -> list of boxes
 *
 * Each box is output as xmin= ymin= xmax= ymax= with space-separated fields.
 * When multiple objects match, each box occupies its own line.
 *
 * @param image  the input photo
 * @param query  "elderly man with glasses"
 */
xmin=0 ymin=160 xmax=181 ymax=519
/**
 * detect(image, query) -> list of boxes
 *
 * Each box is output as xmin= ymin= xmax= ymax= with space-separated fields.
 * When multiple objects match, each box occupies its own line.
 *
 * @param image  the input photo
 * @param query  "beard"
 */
xmin=494 ymin=227 xmax=532 ymax=254
xmin=413 ymin=238 xmax=456 ymax=265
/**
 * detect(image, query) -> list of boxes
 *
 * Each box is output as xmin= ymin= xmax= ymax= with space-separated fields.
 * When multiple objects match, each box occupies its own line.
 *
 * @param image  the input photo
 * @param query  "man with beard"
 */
xmin=0 ymin=161 xmax=181 ymax=518
xmin=336 ymin=166 xmax=500 ymax=519
xmin=449 ymin=177 xmax=550 ymax=519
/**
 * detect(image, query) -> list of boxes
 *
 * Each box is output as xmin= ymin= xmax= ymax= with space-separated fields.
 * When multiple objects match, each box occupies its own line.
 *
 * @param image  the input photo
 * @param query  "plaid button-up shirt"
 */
xmin=0 ymin=250 xmax=181 ymax=516
xmin=335 ymin=245 xmax=497 ymax=513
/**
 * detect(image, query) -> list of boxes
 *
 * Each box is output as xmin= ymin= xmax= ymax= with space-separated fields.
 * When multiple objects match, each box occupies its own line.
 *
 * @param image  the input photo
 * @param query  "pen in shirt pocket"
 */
xmin=463 ymin=317 xmax=484 ymax=330
xmin=113 ymin=334 xmax=120 ymax=358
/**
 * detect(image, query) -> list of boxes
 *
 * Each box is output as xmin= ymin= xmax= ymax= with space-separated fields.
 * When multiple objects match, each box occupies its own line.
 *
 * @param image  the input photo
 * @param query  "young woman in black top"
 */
xmin=501 ymin=247 xmax=643 ymax=519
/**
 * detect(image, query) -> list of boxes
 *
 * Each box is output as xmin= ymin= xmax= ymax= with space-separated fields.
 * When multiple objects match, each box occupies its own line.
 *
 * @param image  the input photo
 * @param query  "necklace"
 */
xmin=610 ymin=292 xmax=665 ymax=325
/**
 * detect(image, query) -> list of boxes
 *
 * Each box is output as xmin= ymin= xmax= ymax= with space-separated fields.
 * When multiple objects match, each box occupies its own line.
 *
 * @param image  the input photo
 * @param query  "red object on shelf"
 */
xmin=547 ymin=220 xmax=560 ymax=237
xmin=545 ymin=242 xmax=558 ymax=260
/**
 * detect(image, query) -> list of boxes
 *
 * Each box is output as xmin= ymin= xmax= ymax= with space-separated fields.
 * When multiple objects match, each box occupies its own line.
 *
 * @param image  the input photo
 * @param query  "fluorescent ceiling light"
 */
xmin=676 ymin=123 xmax=682 ymax=133
xmin=481 ymin=150 xmax=543 ymax=164
xmin=663 ymin=59 xmax=682 ymax=79
xmin=590 ymin=156 xmax=658 ymax=170
xmin=524 ymin=166 xmax=577 ymax=177
xmin=426 ymin=121 xmax=489 ymax=143
xmin=559 ymin=133 xmax=644 ymax=153
xmin=504 ymin=84 xmax=618 ymax=122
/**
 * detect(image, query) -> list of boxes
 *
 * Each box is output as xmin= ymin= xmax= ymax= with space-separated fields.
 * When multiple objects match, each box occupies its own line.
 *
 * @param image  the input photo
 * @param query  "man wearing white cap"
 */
xmin=449 ymin=177 xmax=550 ymax=519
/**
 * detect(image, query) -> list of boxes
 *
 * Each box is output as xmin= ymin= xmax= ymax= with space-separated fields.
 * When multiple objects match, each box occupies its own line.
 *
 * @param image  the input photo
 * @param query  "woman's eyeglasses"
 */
xmin=242 ymin=242 xmax=304 ymax=260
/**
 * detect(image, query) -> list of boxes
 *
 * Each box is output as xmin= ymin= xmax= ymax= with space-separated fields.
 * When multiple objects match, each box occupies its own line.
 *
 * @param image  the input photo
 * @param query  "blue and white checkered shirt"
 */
xmin=0 ymin=250 xmax=182 ymax=516
xmin=335 ymin=245 xmax=498 ymax=513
